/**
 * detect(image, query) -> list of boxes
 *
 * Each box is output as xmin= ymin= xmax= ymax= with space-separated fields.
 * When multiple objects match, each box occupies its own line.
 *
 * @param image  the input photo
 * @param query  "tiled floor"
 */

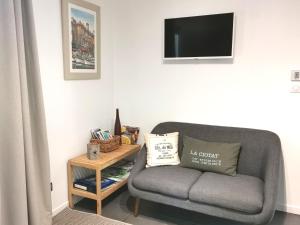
xmin=74 ymin=187 xmax=300 ymax=225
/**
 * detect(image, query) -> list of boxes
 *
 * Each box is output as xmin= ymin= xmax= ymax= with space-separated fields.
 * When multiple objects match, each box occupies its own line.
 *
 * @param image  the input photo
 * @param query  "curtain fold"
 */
xmin=0 ymin=0 xmax=52 ymax=225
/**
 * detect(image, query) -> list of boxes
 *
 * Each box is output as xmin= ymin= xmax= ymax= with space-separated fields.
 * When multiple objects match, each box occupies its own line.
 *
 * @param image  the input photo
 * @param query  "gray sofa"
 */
xmin=128 ymin=122 xmax=282 ymax=225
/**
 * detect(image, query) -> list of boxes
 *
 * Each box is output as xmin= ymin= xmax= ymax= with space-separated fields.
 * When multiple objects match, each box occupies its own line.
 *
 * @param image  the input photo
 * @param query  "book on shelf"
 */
xmin=73 ymin=176 xmax=116 ymax=193
xmin=73 ymin=160 xmax=134 ymax=193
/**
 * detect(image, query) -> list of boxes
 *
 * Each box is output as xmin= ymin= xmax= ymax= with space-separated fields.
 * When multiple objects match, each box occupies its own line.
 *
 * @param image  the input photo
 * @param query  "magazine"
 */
xmin=102 ymin=160 xmax=134 ymax=182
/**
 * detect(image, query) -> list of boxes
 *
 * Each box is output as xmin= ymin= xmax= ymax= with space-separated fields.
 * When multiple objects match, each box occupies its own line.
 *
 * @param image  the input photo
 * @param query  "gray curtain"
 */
xmin=0 ymin=0 xmax=52 ymax=225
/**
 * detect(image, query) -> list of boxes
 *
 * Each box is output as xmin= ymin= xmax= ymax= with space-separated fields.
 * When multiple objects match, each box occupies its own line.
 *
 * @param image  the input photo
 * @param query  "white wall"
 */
xmin=113 ymin=0 xmax=300 ymax=214
xmin=32 ymin=0 xmax=115 ymax=213
xmin=31 ymin=0 xmax=300 ymax=215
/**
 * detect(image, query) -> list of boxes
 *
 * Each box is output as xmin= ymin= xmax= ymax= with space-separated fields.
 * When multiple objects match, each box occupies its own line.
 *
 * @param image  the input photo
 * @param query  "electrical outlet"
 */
xmin=290 ymin=85 xmax=300 ymax=93
xmin=291 ymin=70 xmax=300 ymax=81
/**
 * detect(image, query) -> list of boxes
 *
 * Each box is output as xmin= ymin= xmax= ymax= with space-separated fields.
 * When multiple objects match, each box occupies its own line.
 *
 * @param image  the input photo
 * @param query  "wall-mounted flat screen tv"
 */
xmin=164 ymin=13 xmax=235 ymax=59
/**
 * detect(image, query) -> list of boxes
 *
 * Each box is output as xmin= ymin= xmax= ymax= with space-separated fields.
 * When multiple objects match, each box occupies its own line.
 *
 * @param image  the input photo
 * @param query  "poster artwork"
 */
xmin=70 ymin=4 xmax=96 ymax=72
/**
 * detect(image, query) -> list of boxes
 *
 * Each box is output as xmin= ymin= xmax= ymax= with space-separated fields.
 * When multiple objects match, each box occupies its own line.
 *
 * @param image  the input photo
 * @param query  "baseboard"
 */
xmin=277 ymin=203 xmax=300 ymax=215
xmin=52 ymin=201 xmax=68 ymax=216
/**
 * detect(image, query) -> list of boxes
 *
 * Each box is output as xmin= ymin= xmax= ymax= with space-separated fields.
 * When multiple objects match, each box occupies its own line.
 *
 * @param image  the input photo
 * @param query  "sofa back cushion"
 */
xmin=151 ymin=122 xmax=281 ymax=179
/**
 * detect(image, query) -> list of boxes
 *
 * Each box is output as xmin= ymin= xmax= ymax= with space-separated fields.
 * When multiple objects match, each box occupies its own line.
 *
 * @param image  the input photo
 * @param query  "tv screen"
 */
xmin=164 ymin=13 xmax=234 ymax=59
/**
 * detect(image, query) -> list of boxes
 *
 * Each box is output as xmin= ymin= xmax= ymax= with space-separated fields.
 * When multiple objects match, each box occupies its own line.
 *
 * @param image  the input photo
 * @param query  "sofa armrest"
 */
xmin=258 ymin=138 xmax=282 ymax=224
xmin=128 ymin=145 xmax=147 ymax=185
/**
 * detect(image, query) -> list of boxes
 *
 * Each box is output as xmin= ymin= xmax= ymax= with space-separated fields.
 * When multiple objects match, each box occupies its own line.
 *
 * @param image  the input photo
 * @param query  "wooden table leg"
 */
xmin=133 ymin=198 xmax=140 ymax=217
xmin=96 ymin=169 xmax=101 ymax=214
xmin=96 ymin=199 xmax=102 ymax=215
xmin=67 ymin=162 xmax=74 ymax=208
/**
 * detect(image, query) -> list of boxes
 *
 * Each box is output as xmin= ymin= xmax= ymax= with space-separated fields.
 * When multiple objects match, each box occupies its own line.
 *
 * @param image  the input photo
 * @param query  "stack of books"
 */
xmin=73 ymin=176 xmax=116 ymax=193
xmin=73 ymin=160 xmax=134 ymax=193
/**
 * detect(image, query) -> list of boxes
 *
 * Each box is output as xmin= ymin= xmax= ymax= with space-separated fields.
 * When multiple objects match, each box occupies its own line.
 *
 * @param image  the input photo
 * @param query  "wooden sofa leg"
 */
xmin=133 ymin=198 xmax=140 ymax=217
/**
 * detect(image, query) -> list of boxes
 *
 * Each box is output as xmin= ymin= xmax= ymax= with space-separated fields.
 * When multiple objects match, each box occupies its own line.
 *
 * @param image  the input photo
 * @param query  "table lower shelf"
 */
xmin=70 ymin=178 xmax=128 ymax=201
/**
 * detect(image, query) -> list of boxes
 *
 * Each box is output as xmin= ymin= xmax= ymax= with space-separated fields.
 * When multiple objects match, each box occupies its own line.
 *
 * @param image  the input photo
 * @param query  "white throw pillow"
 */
xmin=144 ymin=132 xmax=180 ymax=167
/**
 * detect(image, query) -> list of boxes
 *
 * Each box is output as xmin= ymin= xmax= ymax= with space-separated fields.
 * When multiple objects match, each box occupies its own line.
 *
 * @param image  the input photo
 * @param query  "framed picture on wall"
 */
xmin=62 ymin=0 xmax=100 ymax=80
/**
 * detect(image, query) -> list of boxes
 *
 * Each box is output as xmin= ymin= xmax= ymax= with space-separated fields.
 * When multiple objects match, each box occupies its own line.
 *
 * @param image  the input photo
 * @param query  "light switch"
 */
xmin=291 ymin=70 xmax=300 ymax=81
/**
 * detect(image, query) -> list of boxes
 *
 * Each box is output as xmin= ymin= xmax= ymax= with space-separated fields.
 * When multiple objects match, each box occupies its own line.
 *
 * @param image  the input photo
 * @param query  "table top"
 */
xmin=68 ymin=144 xmax=140 ymax=170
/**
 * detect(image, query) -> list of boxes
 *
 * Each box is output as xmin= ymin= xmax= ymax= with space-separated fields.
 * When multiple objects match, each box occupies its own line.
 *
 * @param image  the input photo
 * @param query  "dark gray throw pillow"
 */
xmin=180 ymin=136 xmax=241 ymax=176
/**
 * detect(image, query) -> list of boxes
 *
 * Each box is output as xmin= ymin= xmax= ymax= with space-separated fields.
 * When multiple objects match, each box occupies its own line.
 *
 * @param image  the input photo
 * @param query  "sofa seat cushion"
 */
xmin=133 ymin=165 xmax=202 ymax=199
xmin=189 ymin=172 xmax=264 ymax=214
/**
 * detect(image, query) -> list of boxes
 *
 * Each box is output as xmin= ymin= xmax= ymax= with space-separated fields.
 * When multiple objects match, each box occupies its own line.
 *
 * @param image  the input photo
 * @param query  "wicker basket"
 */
xmin=90 ymin=136 xmax=121 ymax=153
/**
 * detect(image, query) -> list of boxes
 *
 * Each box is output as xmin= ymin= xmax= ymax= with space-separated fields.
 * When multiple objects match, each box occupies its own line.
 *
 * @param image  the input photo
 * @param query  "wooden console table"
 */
xmin=67 ymin=144 xmax=140 ymax=214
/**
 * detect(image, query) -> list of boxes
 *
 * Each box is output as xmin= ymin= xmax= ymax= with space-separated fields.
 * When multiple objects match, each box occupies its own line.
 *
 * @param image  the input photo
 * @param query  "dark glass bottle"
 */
xmin=114 ymin=108 xmax=121 ymax=137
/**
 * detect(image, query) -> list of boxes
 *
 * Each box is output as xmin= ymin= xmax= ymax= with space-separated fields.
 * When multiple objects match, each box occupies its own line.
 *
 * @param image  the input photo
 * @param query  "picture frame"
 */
xmin=62 ymin=0 xmax=101 ymax=80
